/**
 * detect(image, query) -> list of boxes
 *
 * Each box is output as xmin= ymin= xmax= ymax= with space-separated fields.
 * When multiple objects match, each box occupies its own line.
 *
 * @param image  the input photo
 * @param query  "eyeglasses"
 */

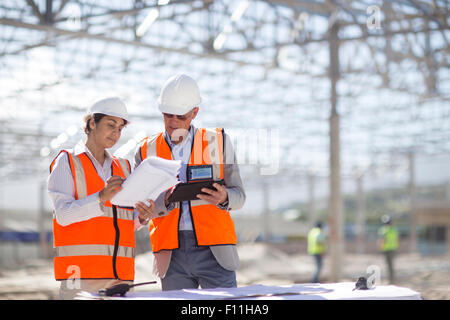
xmin=163 ymin=111 xmax=193 ymax=121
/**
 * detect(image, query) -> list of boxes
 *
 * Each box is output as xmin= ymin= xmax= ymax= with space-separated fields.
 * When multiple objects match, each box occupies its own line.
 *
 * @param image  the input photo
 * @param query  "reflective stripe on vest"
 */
xmin=139 ymin=128 xmax=237 ymax=253
xmin=50 ymin=150 xmax=135 ymax=281
xmin=56 ymin=244 xmax=135 ymax=258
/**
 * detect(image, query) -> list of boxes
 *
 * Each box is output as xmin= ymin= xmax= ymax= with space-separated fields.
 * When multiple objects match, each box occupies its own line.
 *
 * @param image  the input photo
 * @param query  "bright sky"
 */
xmin=1 ymin=0 xmax=449 ymax=214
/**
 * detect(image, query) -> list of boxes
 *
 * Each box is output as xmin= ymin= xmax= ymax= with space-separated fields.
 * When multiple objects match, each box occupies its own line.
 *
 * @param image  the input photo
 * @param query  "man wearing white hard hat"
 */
xmin=48 ymin=97 xmax=155 ymax=299
xmin=135 ymin=74 xmax=246 ymax=290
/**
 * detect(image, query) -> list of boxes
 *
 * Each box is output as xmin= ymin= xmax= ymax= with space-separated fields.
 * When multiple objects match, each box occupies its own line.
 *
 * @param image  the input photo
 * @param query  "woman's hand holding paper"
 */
xmin=99 ymin=175 xmax=125 ymax=204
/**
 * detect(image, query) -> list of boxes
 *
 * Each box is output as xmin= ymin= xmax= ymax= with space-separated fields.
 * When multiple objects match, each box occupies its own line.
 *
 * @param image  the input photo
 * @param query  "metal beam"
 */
xmin=25 ymin=0 xmax=43 ymax=22
xmin=0 ymin=17 xmax=266 ymax=67
xmin=265 ymin=0 xmax=335 ymax=17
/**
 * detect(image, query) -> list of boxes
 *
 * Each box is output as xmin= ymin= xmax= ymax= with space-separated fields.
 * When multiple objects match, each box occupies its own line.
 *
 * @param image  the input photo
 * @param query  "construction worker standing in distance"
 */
xmin=135 ymin=74 xmax=246 ymax=290
xmin=307 ymin=221 xmax=326 ymax=283
xmin=378 ymin=215 xmax=399 ymax=284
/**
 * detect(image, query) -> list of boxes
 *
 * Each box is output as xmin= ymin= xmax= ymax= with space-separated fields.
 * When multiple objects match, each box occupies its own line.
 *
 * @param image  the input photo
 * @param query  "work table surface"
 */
xmin=77 ymin=282 xmax=421 ymax=300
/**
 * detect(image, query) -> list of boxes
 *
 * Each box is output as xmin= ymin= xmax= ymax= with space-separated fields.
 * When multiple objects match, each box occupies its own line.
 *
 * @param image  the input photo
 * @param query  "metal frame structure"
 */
xmin=1 ymin=0 xmax=449 ymax=280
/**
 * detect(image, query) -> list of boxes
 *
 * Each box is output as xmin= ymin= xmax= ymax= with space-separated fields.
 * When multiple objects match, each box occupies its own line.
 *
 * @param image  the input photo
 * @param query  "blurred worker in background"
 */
xmin=307 ymin=221 xmax=326 ymax=283
xmin=135 ymin=74 xmax=246 ymax=291
xmin=48 ymin=97 xmax=156 ymax=299
xmin=378 ymin=215 xmax=399 ymax=284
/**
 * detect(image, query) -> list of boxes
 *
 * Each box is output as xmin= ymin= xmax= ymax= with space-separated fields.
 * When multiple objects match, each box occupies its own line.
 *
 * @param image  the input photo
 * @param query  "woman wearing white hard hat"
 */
xmin=47 ymin=97 xmax=155 ymax=299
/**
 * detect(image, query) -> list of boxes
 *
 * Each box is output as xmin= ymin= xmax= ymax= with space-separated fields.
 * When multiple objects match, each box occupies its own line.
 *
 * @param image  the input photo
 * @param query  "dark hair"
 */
xmin=84 ymin=113 xmax=106 ymax=134
xmin=83 ymin=113 xmax=128 ymax=134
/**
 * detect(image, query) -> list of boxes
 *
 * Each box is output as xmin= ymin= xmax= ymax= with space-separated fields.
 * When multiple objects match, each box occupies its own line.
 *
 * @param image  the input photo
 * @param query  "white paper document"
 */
xmin=111 ymin=156 xmax=181 ymax=207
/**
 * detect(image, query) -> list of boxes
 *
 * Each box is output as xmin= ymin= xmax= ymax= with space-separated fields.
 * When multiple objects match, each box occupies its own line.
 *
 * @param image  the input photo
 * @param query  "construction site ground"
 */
xmin=0 ymin=242 xmax=449 ymax=300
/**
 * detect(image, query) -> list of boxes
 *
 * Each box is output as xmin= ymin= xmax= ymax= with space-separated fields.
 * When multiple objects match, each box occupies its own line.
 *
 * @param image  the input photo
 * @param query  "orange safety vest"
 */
xmin=50 ymin=150 xmax=135 ymax=281
xmin=139 ymin=128 xmax=237 ymax=253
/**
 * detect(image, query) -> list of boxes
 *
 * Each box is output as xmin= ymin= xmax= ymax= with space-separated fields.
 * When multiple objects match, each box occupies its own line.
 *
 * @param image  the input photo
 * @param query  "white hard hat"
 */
xmin=157 ymin=74 xmax=202 ymax=115
xmin=381 ymin=215 xmax=391 ymax=224
xmin=89 ymin=97 xmax=130 ymax=122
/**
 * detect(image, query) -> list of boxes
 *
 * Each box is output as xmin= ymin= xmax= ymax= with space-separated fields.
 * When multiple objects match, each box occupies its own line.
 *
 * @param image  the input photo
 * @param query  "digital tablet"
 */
xmin=167 ymin=180 xmax=225 ymax=203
